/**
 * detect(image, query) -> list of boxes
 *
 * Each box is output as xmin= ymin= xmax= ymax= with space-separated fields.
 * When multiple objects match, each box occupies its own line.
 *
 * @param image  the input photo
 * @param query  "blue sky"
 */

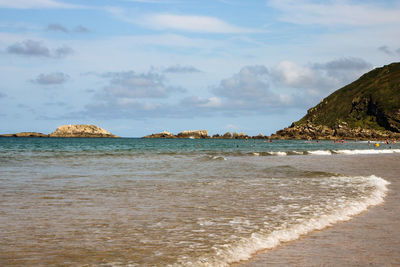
xmin=1 ymin=0 xmax=399 ymax=137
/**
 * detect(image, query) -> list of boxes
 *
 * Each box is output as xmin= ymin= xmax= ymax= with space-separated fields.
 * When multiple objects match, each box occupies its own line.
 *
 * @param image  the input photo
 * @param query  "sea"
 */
xmin=0 ymin=137 xmax=398 ymax=266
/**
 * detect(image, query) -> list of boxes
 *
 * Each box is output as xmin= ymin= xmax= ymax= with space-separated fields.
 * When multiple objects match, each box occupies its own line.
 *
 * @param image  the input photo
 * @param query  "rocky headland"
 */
xmin=1 ymin=124 xmax=119 ymax=138
xmin=272 ymin=62 xmax=400 ymax=140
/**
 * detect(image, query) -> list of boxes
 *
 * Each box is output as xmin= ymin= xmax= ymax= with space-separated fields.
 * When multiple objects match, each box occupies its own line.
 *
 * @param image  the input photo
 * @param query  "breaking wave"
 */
xmin=173 ymin=175 xmax=389 ymax=267
xmin=248 ymin=149 xmax=400 ymax=157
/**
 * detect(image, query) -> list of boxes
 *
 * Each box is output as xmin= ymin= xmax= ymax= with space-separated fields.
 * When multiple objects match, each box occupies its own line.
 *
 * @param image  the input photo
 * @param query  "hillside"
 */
xmin=272 ymin=62 xmax=400 ymax=140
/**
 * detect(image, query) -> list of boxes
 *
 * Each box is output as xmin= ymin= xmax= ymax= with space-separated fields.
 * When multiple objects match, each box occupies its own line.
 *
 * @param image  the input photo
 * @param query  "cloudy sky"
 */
xmin=1 ymin=0 xmax=399 ymax=137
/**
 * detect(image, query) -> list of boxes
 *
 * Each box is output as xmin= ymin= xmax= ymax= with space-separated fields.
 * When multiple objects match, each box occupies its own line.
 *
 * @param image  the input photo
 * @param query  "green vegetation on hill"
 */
xmin=295 ymin=62 xmax=400 ymax=132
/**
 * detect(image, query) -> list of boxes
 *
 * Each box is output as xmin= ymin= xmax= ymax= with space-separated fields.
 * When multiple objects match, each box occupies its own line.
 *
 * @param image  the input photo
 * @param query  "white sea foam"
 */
xmin=333 ymin=149 xmax=400 ymax=155
xmin=210 ymin=156 xmax=227 ymax=160
xmin=307 ymin=150 xmax=332 ymax=155
xmin=177 ymin=175 xmax=389 ymax=267
xmin=270 ymin=151 xmax=287 ymax=156
xmin=251 ymin=149 xmax=399 ymax=157
xmin=359 ymin=140 xmax=383 ymax=144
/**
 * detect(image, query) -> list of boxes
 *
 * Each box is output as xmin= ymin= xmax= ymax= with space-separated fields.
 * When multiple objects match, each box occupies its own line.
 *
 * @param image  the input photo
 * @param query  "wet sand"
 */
xmin=238 ymin=153 xmax=400 ymax=267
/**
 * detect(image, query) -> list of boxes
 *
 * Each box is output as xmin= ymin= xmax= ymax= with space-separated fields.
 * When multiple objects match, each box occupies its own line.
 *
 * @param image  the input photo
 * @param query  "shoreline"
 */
xmin=236 ymin=153 xmax=400 ymax=266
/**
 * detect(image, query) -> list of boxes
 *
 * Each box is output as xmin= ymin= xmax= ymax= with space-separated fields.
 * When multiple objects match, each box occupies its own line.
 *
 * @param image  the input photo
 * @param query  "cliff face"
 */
xmin=49 ymin=124 xmax=118 ymax=138
xmin=273 ymin=62 xmax=400 ymax=140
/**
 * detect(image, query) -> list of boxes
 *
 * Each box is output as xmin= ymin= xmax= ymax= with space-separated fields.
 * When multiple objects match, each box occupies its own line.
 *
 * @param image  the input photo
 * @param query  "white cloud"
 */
xmin=208 ymin=65 xmax=295 ymax=111
xmin=143 ymin=13 xmax=258 ymax=33
xmin=272 ymin=58 xmax=372 ymax=97
xmin=189 ymin=96 xmax=223 ymax=108
xmin=47 ymin=23 xmax=68 ymax=33
xmin=163 ymin=65 xmax=202 ymax=74
xmin=6 ymin=39 xmax=74 ymax=58
xmin=269 ymin=0 xmax=400 ymax=26
xmin=107 ymin=8 xmax=260 ymax=34
xmin=46 ymin=24 xmax=90 ymax=33
xmin=116 ymin=98 xmax=161 ymax=110
xmin=279 ymin=94 xmax=293 ymax=105
xmin=7 ymin=39 xmax=50 ymax=57
xmin=0 ymin=0 xmax=81 ymax=9
xmin=214 ymin=65 xmax=270 ymax=100
xmin=65 ymin=59 xmax=373 ymax=120
xmin=102 ymin=71 xmax=184 ymax=99
xmin=272 ymin=61 xmax=315 ymax=89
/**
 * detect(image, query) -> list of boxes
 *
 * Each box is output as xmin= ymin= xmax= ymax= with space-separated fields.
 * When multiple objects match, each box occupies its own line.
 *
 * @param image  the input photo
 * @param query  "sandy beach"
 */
xmin=238 ymin=153 xmax=400 ymax=267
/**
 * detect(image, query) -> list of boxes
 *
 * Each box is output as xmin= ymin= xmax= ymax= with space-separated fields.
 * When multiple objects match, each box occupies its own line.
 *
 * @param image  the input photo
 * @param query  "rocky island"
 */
xmin=272 ymin=62 xmax=400 ymax=140
xmin=1 ymin=124 xmax=119 ymax=138
xmin=0 ymin=132 xmax=49 ymax=138
xmin=49 ymin=124 xmax=118 ymax=138
xmin=143 ymin=130 xmax=269 ymax=139
xmin=144 ymin=130 xmax=210 ymax=139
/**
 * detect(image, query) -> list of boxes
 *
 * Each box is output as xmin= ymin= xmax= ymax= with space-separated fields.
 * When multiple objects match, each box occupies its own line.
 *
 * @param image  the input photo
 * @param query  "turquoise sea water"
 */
xmin=0 ymin=138 xmax=397 ymax=266
xmin=1 ymin=137 xmax=398 ymax=154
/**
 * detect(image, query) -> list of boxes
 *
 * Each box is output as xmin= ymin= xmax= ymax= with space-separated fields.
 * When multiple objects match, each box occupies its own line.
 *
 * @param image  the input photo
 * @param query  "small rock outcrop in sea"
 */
xmin=49 ymin=124 xmax=119 ymax=138
xmin=144 ymin=130 xmax=210 ymax=139
xmin=223 ymin=132 xmax=232 ymax=138
xmin=176 ymin=130 xmax=210 ymax=139
xmin=143 ymin=130 xmax=271 ymax=139
xmin=272 ymin=62 xmax=400 ymax=140
xmin=143 ymin=131 xmax=177 ymax=138
xmin=0 ymin=132 xmax=49 ymax=137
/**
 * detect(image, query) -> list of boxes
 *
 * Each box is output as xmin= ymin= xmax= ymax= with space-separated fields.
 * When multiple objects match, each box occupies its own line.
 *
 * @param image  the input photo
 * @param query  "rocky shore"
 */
xmin=1 ymin=124 xmax=119 ymax=138
xmin=271 ymin=121 xmax=400 ymax=140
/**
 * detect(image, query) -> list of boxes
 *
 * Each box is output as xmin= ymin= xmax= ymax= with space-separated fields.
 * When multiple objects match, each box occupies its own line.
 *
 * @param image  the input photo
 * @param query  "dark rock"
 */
xmin=143 ymin=131 xmax=176 ymax=138
xmin=222 ymin=132 xmax=232 ymax=138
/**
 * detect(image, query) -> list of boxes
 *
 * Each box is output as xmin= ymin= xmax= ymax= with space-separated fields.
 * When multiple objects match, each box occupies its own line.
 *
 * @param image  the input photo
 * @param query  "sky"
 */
xmin=0 ymin=0 xmax=399 ymax=137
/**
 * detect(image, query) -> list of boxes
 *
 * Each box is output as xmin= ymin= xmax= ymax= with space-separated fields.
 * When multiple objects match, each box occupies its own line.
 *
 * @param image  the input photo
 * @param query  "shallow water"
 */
xmin=0 ymin=138 xmax=396 ymax=266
